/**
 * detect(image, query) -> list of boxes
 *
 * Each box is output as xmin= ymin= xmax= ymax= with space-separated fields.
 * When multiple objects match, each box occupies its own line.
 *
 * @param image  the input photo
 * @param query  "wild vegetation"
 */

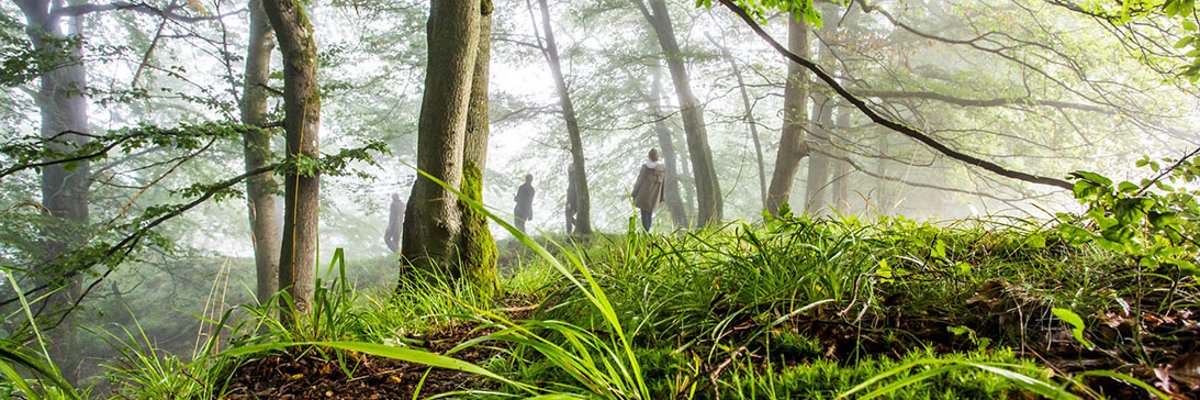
xmin=0 ymin=0 xmax=1198 ymax=398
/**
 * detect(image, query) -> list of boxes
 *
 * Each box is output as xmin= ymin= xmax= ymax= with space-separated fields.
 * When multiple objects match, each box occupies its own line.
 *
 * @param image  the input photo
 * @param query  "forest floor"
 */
xmin=109 ymin=216 xmax=1200 ymax=399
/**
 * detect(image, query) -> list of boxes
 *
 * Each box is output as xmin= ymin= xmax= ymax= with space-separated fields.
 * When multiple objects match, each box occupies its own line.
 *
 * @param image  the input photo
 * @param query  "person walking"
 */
xmin=514 ymin=174 xmax=535 ymax=232
xmin=384 ymin=193 xmax=405 ymax=253
xmin=630 ymin=149 xmax=667 ymax=232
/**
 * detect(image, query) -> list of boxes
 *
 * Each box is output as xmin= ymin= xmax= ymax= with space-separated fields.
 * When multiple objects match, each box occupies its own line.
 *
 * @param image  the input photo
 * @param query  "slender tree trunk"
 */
xmin=459 ymin=6 xmax=497 ymax=294
xmin=875 ymin=130 xmax=895 ymax=214
xmin=804 ymin=33 xmax=835 ymax=217
xmin=830 ymin=106 xmax=851 ymax=212
xmin=533 ymin=0 xmax=591 ymax=234
xmin=636 ymin=0 xmax=722 ymax=225
xmin=241 ymin=0 xmax=281 ymax=305
xmin=16 ymin=0 xmax=90 ymax=382
xmin=403 ymin=0 xmax=497 ymax=293
xmin=262 ymin=0 xmax=320 ymax=323
xmin=805 ymin=95 xmax=833 ymax=216
xmin=710 ymin=36 xmax=767 ymax=210
xmin=765 ymin=18 xmax=810 ymax=216
xmin=645 ymin=65 xmax=688 ymax=226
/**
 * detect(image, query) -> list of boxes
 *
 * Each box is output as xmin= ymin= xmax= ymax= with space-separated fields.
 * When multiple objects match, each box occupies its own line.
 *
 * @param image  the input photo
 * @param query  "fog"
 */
xmin=0 ymin=0 xmax=1196 ymax=392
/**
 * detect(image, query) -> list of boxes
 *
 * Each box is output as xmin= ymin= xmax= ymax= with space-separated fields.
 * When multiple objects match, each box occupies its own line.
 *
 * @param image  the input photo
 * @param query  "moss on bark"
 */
xmin=459 ymin=163 xmax=497 ymax=296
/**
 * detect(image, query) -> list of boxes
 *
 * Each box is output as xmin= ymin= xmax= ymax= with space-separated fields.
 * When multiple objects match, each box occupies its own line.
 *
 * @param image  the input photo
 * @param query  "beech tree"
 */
xmin=635 ymin=0 xmax=723 ymax=225
xmin=240 ymin=0 xmax=281 ymax=305
xmin=530 ymin=0 xmax=592 ymax=234
xmin=261 ymin=0 xmax=320 ymax=322
xmin=13 ymin=0 xmax=91 ymax=381
xmin=402 ymin=0 xmax=497 ymax=294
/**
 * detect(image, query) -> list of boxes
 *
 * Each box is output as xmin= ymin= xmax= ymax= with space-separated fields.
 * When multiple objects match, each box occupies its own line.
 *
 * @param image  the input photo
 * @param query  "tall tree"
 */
xmin=460 ymin=3 xmax=498 ymax=292
xmin=829 ymin=105 xmax=851 ymax=211
xmin=709 ymin=34 xmax=768 ymax=210
xmin=530 ymin=0 xmax=591 ymax=234
xmin=14 ymin=0 xmax=91 ymax=381
xmin=402 ymin=0 xmax=497 ymax=294
xmin=635 ymin=0 xmax=723 ymax=225
xmin=261 ymin=0 xmax=320 ymax=322
xmin=805 ymin=91 xmax=834 ymax=215
xmin=803 ymin=29 xmax=835 ymax=216
xmin=643 ymin=65 xmax=689 ymax=227
xmin=765 ymin=18 xmax=809 ymax=216
xmin=240 ymin=0 xmax=281 ymax=305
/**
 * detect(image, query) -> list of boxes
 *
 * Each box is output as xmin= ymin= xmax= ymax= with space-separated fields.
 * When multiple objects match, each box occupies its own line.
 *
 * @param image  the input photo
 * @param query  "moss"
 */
xmin=480 ymin=0 xmax=493 ymax=16
xmin=459 ymin=162 xmax=498 ymax=296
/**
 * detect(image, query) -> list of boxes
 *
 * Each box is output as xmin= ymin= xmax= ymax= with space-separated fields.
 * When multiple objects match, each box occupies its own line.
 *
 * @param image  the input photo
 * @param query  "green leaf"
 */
xmin=931 ymin=239 xmax=947 ymax=258
xmin=1023 ymin=234 xmax=1046 ymax=249
xmin=1051 ymin=308 xmax=1095 ymax=349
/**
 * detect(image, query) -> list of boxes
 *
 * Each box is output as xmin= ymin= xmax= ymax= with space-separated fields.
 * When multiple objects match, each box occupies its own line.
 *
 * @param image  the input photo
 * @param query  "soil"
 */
xmin=221 ymin=322 xmax=505 ymax=399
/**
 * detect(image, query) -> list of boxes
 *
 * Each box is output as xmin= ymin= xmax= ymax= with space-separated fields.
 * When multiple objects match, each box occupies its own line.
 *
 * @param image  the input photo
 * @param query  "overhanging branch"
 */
xmin=717 ymin=0 xmax=1073 ymax=190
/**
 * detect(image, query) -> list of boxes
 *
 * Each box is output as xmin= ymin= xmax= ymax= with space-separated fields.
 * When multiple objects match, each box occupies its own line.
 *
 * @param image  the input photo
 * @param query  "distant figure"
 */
xmin=514 ymin=174 xmax=535 ymax=232
xmin=630 ymin=149 xmax=666 ymax=232
xmin=565 ymin=164 xmax=578 ymax=234
xmin=384 ymin=193 xmax=405 ymax=253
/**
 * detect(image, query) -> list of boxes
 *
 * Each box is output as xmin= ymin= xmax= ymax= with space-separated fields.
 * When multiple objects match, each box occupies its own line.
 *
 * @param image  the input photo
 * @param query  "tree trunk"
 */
xmin=637 ymin=0 xmax=723 ymax=225
xmin=241 ymin=0 xmax=281 ymax=305
xmin=645 ymin=65 xmax=689 ymax=227
xmin=805 ymin=95 xmax=833 ymax=216
xmin=262 ymin=0 xmax=320 ymax=323
xmin=16 ymin=0 xmax=91 ymax=382
xmin=711 ymin=36 xmax=767 ymax=210
xmin=533 ymin=0 xmax=591 ymax=234
xmin=403 ymin=0 xmax=497 ymax=294
xmin=830 ymin=106 xmax=851 ymax=212
xmin=804 ymin=31 xmax=835 ymax=217
xmin=765 ymin=18 xmax=810 ymax=216
xmin=459 ymin=6 xmax=497 ymax=295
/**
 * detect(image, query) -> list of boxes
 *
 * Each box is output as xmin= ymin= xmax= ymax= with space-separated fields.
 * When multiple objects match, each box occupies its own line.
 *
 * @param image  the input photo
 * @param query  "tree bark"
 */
xmin=15 ymin=0 xmax=91 ymax=382
xmin=262 ymin=0 xmax=320 ymax=323
xmin=637 ymin=0 xmax=723 ymax=225
xmin=533 ymin=0 xmax=591 ymax=234
xmin=459 ymin=6 xmax=497 ymax=295
xmin=765 ymin=18 xmax=810 ymax=216
xmin=830 ymin=106 xmax=852 ymax=212
xmin=403 ymin=0 xmax=497 ymax=294
xmin=645 ymin=65 xmax=689 ymax=227
xmin=712 ymin=37 xmax=767 ymax=210
xmin=240 ymin=0 xmax=281 ymax=305
xmin=805 ymin=89 xmax=834 ymax=216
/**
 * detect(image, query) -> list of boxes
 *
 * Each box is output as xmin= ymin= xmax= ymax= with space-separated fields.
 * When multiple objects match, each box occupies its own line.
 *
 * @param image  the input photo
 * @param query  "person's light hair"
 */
xmin=648 ymin=148 xmax=659 ymax=162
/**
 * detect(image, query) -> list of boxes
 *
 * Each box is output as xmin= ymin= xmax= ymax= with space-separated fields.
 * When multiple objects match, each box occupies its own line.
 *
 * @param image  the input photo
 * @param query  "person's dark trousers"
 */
xmin=639 ymin=207 xmax=653 ymax=232
xmin=515 ymin=218 xmax=526 ymax=233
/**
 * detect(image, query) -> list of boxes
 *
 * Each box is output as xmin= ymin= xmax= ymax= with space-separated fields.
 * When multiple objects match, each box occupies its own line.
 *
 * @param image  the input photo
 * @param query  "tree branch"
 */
xmin=717 ymin=0 xmax=1073 ymax=190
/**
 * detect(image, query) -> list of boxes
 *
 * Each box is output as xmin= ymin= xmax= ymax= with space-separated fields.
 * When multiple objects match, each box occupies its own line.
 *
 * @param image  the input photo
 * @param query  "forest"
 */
xmin=1 ymin=0 xmax=1199 ymax=397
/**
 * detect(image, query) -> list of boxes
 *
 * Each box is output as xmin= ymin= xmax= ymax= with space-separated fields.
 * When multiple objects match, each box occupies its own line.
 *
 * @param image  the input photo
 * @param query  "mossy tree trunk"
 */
xmin=765 ymin=18 xmax=810 ymax=217
xmin=15 ymin=0 xmax=91 ymax=382
xmin=240 ymin=0 xmax=281 ymax=305
xmin=637 ymin=0 xmax=723 ymax=225
xmin=262 ymin=0 xmax=320 ymax=324
xmin=402 ymin=0 xmax=497 ymax=294
xmin=533 ymin=0 xmax=591 ymax=234
xmin=460 ymin=7 xmax=497 ymax=295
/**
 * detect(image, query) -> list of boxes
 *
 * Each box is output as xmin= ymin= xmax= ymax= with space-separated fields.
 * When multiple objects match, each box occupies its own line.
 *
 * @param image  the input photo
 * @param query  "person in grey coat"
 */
xmin=514 ymin=174 xmax=535 ymax=232
xmin=630 ymin=149 xmax=666 ymax=232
